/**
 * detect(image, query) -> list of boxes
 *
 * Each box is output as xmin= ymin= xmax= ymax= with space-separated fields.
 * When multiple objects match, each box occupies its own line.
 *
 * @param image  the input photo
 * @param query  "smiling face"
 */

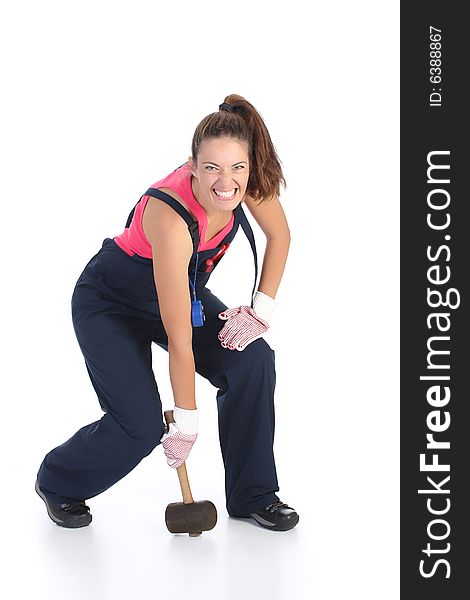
xmin=189 ymin=136 xmax=250 ymax=217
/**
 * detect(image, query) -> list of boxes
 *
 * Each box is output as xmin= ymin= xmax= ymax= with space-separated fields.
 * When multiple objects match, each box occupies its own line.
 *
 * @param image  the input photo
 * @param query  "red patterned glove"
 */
xmin=160 ymin=407 xmax=198 ymax=469
xmin=218 ymin=305 xmax=269 ymax=351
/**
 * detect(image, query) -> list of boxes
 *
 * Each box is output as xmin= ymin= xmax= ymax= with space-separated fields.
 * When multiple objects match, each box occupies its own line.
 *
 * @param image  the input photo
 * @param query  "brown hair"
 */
xmin=191 ymin=94 xmax=286 ymax=204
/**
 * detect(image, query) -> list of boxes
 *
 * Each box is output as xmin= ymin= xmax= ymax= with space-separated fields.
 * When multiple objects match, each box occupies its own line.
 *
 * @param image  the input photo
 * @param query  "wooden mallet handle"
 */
xmin=164 ymin=410 xmax=201 ymax=536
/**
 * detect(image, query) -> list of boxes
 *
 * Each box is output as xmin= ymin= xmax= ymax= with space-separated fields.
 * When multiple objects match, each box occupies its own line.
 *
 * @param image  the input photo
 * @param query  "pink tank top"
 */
xmin=114 ymin=163 xmax=235 ymax=258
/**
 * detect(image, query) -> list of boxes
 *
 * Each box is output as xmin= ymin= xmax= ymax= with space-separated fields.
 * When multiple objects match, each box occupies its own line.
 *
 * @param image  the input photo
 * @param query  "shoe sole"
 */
xmin=250 ymin=512 xmax=300 ymax=531
xmin=35 ymin=480 xmax=92 ymax=529
xmin=231 ymin=513 xmax=300 ymax=532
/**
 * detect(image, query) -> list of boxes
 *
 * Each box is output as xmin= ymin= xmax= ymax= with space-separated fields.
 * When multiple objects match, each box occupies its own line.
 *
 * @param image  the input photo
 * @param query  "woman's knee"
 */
xmin=240 ymin=337 xmax=275 ymax=365
xmin=134 ymin=421 xmax=166 ymax=453
xmin=107 ymin=412 xmax=165 ymax=455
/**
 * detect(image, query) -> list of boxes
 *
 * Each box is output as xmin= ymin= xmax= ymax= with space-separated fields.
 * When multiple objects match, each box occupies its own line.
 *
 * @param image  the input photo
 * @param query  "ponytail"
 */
xmin=191 ymin=94 xmax=286 ymax=203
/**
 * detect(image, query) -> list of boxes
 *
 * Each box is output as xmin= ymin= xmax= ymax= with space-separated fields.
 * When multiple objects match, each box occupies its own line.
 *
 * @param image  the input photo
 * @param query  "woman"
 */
xmin=36 ymin=94 xmax=299 ymax=532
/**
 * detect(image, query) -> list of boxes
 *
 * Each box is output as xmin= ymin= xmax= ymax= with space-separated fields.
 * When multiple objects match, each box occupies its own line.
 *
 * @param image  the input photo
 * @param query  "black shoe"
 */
xmin=249 ymin=500 xmax=299 ymax=531
xmin=35 ymin=480 xmax=92 ymax=528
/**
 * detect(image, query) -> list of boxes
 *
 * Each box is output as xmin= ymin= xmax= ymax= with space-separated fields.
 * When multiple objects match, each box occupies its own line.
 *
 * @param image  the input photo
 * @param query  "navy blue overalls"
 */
xmin=37 ymin=188 xmax=280 ymax=517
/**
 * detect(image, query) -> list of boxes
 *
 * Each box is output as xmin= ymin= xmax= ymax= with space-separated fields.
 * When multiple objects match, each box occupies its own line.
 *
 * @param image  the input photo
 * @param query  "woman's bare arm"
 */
xmin=143 ymin=197 xmax=196 ymax=409
xmin=244 ymin=195 xmax=291 ymax=298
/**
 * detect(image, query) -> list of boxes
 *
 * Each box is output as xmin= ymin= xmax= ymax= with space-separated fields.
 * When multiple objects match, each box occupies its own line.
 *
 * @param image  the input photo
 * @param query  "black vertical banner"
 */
xmin=401 ymin=3 xmax=468 ymax=598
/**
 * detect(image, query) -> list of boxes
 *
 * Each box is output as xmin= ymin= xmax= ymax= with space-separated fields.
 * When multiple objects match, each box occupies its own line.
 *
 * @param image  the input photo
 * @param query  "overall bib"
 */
xmin=37 ymin=189 xmax=280 ymax=517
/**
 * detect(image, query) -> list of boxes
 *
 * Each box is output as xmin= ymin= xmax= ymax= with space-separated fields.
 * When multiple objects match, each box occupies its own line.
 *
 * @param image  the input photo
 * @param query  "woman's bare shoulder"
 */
xmin=154 ymin=187 xmax=196 ymax=219
xmin=243 ymin=194 xmax=290 ymax=238
xmin=142 ymin=191 xmax=191 ymax=249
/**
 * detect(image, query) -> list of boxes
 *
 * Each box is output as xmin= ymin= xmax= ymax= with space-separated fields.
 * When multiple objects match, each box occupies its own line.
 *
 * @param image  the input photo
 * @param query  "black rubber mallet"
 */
xmin=163 ymin=410 xmax=217 ymax=536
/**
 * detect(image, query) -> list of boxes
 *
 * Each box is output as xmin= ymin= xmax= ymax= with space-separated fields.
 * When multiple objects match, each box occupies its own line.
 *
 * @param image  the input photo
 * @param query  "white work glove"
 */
xmin=160 ymin=407 xmax=199 ymax=468
xmin=218 ymin=291 xmax=276 ymax=351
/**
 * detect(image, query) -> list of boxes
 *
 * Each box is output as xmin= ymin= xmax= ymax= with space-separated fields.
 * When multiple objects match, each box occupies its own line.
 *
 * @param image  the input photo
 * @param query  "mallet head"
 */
xmin=165 ymin=500 xmax=217 ymax=535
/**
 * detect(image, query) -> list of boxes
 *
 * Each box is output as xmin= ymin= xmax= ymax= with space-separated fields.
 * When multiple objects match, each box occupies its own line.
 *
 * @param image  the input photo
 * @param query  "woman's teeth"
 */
xmin=213 ymin=188 xmax=236 ymax=199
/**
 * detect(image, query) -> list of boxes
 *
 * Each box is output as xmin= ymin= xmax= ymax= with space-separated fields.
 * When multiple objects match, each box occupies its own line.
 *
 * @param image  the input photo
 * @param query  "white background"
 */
xmin=0 ymin=1 xmax=399 ymax=599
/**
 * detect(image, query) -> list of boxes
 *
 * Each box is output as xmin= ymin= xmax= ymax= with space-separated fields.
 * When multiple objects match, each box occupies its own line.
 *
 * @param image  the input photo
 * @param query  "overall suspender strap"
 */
xmin=144 ymin=189 xmax=195 ymax=229
xmin=144 ymin=188 xmax=200 ymax=252
xmin=124 ymin=188 xmax=200 ymax=252
xmin=124 ymin=206 xmax=136 ymax=228
xmin=235 ymin=205 xmax=259 ymax=307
